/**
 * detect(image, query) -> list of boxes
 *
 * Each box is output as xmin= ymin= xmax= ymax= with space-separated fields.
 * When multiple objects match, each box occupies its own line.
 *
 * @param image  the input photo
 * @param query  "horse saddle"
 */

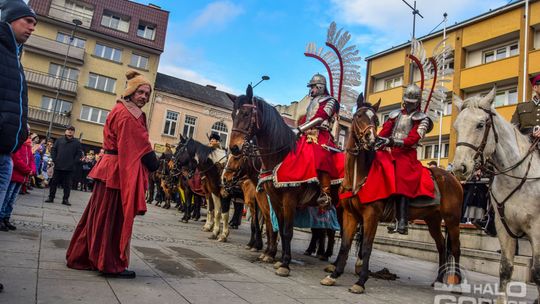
xmin=409 ymin=172 xmax=441 ymax=208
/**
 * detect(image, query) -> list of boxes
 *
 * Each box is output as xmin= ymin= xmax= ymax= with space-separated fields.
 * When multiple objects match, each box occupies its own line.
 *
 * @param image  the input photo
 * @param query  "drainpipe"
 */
xmin=522 ymin=0 xmax=529 ymax=101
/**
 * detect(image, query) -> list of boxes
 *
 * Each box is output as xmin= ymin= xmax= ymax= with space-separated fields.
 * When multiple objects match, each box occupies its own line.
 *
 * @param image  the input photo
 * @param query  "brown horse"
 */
xmin=319 ymin=97 xmax=464 ymax=294
xmin=222 ymin=153 xmax=279 ymax=262
xmin=229 ymin=85 xmax=341 ymax=276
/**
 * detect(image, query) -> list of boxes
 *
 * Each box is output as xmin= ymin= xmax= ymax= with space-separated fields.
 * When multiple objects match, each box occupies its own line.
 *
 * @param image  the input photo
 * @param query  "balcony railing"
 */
xmin=28 ymin=106 xmax=71 ymax=128
xmin=48 ymin=3 xmax=93 ymax=28
xmin=24 ymin=35 xmax=85 ymax=64
xmin=25 ymin=69 xmax=78 ymax=95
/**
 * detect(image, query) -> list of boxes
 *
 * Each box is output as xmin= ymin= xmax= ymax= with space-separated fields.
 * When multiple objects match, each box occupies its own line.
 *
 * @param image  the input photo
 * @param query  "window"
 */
xmin=101 ymin=11 xmax=130 ymax=32
xmin=41 ymin=96 xmax=72 ymax=114
xmin=381 ymin=113 xmax=391 ymax=124
xmin=137 ymin=24 xmax=155 ymax=40
xmin=422 ymin=143 xmax=449 ymax=159
xmin=338 ymin=128 xmax=347 ymax=149
xmin=88 ymin=73 xmax=116 ymax=93
xmin=94 ymin=43 xmax=122 ymax=62
xmin=49 ymin=63 xmax=79 ymax=81
xmin=182 ymin=115 xmax=197 ymax=138
xmin=482 ymin=42 xmax=519 ymax=64
xmin=130 ymin=53 xmax=149 ymax=69
xmin=80 ymin=105 xmax=109 ymax=125
xmin=211 ymin=121 xmax=228 ymax=146
xmin=383 ymin=75 xmax=402 ymax=90
xmin=56 ymin=32 xmax=86 ymax=48
xmin=163 ymin=110 xmax=179 ymax=136
xmin=493 ymin=88 xmax=518 ymax=107
xmin=423 ymin=145 xmax=433 ymax=159
xmin=443 ymin=101 xmax=452 ymax=116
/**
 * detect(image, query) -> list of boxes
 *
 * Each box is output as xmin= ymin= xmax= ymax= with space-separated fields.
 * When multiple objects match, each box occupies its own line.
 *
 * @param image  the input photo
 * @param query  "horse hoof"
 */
xmin=320 ymin=275 xmax=336 ymax=286
xmin=258 ymin=253 xmax=266 ymax=260
xmin=262 ymin=256 xmax=274 ymax=263
xmin=273 ymin=261 xmax=282 ymax=269
xmin=318 ymin=255 xmax=329 ymax=262
xmin=246 ymin=245 xmax=253 ymax=250
xmin=324 ymin=264 xmax=336 ymax=273
xmin=354 ymin=259 xmax=363 ymax=274
xmin=217 ymin=236 xmax=227 ymax=242
xmin=250 ymin=247 xmax=258 ymax=252
xmin=202 ymin=226 xmax=211 ymax=232
xmin=275 ymin=267 xmax=290 ymax=277
xmin=208 ymin=234 xmax=218 ymax=240
xmin=348 ymin=284 xmax=365 ymax=294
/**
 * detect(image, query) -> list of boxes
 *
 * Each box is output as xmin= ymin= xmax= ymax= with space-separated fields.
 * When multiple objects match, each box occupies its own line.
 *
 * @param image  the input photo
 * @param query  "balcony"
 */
xmin=369 ymin=86 xmax=403 ymax=108
xmin=24 ymin=35 xmax=84 ymax=65
xmin=528 ymin=49 xmax=540 ymax=75
xmin=25 ymin=69 xmax=78 ymax=96
xmin=48 ymin=3 xmax=93 ymax=29
xmin=460 ymin=55 xmax=519 ymax=90
xmin=28 ymin=106 xmax=71 ymax=128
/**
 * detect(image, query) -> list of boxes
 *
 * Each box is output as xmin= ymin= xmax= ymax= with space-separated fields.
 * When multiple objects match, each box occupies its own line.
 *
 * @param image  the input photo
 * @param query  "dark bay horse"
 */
xmin=174 ymin=136 xmax=230 ymax=241
xmin=229 ymin=85 xmax=341 ymax=276
xmin=222 ymin=153 xmax=279 ymax=262
xmin=319 ymin=98 xmax=464 ymax=294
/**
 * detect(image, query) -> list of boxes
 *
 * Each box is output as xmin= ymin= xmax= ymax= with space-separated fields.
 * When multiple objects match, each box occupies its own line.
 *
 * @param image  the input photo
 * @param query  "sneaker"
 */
xmin=62 ymin=200 xmax=72 ymax=206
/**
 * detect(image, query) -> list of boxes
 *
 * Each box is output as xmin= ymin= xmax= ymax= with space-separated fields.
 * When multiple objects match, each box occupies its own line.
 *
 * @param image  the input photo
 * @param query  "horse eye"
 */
xmin=476 ymin=123 xmax=484 ymax=129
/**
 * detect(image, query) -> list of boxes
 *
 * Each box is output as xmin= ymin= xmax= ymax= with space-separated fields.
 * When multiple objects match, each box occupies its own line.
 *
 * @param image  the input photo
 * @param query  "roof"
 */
xmin=155 ymin=73 xmax=235 ymax=111
xmin=365 ymin=0 xmax=526 ymax=61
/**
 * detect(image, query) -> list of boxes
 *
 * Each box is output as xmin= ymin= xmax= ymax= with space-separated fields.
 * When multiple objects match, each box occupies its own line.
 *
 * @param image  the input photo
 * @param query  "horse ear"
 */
xmin=481 ymin=86 xmax=497 ymax=108
xmin=372 ymin=98 xmax=381 ymax=112
xmin=453 ymin=94 xmax=464 ymax=112
xmin=356 ymin=93 xmax=364 ymax=109
xmin=246 ymin=84 xmax=253 ymax=100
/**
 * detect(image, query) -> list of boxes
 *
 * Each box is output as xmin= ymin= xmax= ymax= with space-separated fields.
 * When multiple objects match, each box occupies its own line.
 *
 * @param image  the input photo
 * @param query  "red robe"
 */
xmin=66 ymin=99 xmax=152 ymax=273
xmin=357 ymin=111 xmax=434 ymax=203
xmin=275 ymin=99 xmax=344 ymax=186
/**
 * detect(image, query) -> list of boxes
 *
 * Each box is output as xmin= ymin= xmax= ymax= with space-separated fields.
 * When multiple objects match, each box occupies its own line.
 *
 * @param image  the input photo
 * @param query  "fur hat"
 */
xmin=209 ymin=133 xmax=221 ymax=141
xmin=0 ymin=0 xmax=37 ymax=23
xmin=123 ymin=70 xmax=152 ymax=97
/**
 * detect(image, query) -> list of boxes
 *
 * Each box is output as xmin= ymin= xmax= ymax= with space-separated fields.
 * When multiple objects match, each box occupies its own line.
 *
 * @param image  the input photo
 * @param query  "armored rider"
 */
xmin=376 ymin=84 xmax=433 ymax=234
xmin=511 ymin=75 xmax=540 ymax=140
xmin=296 ymin=73 xmax=340 ymax=208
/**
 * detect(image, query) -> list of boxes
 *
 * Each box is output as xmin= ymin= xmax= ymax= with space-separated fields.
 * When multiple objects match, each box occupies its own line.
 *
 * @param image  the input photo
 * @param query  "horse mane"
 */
xmin=234 ymin=95 xmax=297 ymax=153
xmin=185 ymin=138 xmax=215 ymax=164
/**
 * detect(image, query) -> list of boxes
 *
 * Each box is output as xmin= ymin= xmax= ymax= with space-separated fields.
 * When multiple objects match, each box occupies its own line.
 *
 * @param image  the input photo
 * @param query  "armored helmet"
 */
xmin=306 ymin=73 xmax=327 ymax=87
xmin=402 ymin=84 xmax=422 ymax=105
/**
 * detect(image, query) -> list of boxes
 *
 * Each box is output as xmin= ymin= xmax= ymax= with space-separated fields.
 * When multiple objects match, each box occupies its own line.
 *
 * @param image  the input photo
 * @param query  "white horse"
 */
xmin=452 ymin=87 xmax=540 ymax=304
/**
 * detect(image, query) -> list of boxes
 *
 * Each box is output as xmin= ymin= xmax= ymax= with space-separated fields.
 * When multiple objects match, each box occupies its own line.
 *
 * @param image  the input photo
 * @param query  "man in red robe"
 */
xmin=66 ymin=70 xmax=159 ymax=278
xmin=360 ymin=84 xmax=434 ymax=235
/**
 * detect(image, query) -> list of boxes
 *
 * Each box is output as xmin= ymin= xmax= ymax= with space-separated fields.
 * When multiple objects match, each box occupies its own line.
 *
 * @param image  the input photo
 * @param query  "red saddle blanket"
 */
xmin=273 ymin=135 xmax=344 ymax=187
xmin=187 ymin=170 xmax=205 ymax=196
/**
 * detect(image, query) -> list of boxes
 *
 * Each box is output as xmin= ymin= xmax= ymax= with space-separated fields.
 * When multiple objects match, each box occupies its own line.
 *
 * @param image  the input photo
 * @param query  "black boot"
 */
xmin=396 ymin=196 xmax=409 ymax=235
xmin=4 ymin=218 xmax=16 ymax=230
xmin=0 ymin=220 xmax=8 ymax=232
xmin=62 ymin=199 xmax=71 ymax=206
xmin=44 ymin=197 xmax=54 ymax=203
xmin=387 ymin=198 xmax=399 ymax=233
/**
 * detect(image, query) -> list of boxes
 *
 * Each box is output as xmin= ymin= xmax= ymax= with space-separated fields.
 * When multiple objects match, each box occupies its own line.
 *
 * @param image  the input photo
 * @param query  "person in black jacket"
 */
xmin=45 ymin=126 xmax=83 ymax=205
xmin=0 ymin=0 xmax=37 ymax=293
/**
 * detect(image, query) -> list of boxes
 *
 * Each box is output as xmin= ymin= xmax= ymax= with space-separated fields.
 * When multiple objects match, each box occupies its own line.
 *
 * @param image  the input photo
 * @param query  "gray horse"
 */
xmin=452 ymin=87 xmax=540 ymax=304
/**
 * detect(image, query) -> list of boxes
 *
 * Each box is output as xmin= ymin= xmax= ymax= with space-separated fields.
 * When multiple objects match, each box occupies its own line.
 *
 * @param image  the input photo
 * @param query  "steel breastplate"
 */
xmin=391 ymin=112 xmax=413 ymax=141
xmin=305 ymin=96 xmax=333 ymax=131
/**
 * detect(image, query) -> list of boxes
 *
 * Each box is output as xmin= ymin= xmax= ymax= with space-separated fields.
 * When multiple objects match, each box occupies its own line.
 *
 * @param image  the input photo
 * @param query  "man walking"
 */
xmin=45 ymin=126 xmax=82 ymax=206
xmin=0 ymin=0 xmax=38 ymax=293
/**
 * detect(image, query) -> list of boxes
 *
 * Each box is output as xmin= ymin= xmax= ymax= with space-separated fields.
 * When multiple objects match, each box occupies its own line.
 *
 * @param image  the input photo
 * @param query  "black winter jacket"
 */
xmin=51 ymin=136 xmax=83 ymax=171
xmin=0 ymin=21 xmax=29 ymax=154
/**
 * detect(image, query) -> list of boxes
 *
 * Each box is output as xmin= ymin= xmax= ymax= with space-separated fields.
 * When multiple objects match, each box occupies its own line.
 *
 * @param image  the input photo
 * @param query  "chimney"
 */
xmin=206 ymin=84 xmax=217 ymax=89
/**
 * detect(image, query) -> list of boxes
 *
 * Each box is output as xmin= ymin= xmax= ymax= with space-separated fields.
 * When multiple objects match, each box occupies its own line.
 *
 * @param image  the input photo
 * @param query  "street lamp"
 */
xmin=46 ymin=18 xmax=82 ymax=141
xmin=252 ymin=75 xmax=270 ymax=88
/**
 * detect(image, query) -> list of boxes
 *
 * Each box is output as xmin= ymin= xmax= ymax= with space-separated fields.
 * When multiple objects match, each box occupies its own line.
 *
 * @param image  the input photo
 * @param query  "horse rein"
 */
xmin=347 ymin=107 xmax=378 ymax=155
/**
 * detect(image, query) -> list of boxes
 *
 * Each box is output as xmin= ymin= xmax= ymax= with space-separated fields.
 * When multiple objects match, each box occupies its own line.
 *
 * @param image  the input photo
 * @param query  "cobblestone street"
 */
xmin=0 ymin=189 xmax=537 ymax=304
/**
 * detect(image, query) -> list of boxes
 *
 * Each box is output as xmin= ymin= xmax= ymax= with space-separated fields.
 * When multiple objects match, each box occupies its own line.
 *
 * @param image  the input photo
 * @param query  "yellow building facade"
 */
xmin=24 ymin=0 xmax=168 ymax=150
xmin=365 ymin=0 xmax=540 ymax=167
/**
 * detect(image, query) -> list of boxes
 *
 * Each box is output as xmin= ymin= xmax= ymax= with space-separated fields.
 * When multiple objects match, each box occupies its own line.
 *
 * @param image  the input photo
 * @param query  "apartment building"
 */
xmin=24 ymin=0 xmax=169 ymax=150
xmin=364 ymin=0 xmax=540 ymax=167
xmin=148 ymin=73 xmax=235 ymax=152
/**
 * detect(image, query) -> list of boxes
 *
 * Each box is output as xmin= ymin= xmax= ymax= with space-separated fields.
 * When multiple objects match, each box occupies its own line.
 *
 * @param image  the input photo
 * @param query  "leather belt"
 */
xmin=104 ymin=149 xmax=118 ymax=155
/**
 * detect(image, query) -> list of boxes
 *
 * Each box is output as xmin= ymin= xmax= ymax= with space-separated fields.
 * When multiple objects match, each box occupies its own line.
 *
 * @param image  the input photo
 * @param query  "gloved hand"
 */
xmin=375 ymin=137 xmax=394 ymax=150
xmin=293 ymin=128 xmax=302 ymax=139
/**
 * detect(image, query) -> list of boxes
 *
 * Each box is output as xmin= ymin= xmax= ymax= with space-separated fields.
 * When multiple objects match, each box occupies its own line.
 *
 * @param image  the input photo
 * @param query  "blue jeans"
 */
xmin=0 ymin=182 xmax=21 ymax=219
xmin=0 ymin=154 xmax=13 ymax=213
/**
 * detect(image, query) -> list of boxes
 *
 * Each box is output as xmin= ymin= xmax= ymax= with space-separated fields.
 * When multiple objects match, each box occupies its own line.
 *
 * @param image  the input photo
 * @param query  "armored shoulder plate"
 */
xmin=389 ymin=109 xmax=401 ymax=119
xmin=411 ymin=111 xmax=428 ymax=121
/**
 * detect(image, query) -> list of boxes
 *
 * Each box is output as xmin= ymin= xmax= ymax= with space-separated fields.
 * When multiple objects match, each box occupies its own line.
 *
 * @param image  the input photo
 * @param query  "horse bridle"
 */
xmin=347 ymin=107 xmax=378 ymax=155
xmin=232 ymin=98 xmax=260 ymax=143
xmin=455 ymin=107 xmax=499 ymax=171
xmin=222 ymin=154 xmax=249 ymax=191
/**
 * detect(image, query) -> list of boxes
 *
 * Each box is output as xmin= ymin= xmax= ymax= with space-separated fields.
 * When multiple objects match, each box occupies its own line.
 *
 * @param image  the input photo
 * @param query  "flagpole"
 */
xmin=437 ymin=13 xmax=447 ymax=167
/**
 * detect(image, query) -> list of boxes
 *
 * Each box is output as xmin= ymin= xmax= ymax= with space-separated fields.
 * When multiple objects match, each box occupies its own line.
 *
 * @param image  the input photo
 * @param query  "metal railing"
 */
xmin=28 ymin=106 xmax=71 ymax=127
xmin=25 ymin=69 xmax=78 ymax=94
xmin=48 ymin=3 xmax=93 ymax=28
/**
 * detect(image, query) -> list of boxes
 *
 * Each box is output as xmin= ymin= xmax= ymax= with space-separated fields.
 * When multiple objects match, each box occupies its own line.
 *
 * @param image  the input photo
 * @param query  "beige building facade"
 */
xmin=25 ymin=0 xmax=168 ymax=150
xmin=148 ymin=73 xmax=235 ymax=152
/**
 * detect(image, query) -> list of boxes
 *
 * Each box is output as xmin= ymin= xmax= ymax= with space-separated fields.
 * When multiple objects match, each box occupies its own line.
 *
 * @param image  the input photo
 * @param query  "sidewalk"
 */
xmin=0 ymin=189 xmax=537 ymax=304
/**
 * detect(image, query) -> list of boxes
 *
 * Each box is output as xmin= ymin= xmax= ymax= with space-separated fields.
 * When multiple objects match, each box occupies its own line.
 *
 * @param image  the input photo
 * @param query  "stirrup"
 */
xmin=316 ymin=192 xmax=331 ymax=209
xmin=387 ymin=219 xmax=398 ymax=233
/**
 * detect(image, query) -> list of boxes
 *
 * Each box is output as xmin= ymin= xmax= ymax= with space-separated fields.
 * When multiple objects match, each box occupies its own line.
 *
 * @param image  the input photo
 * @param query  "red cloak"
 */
xmin=66 ymin=99 xmax=152 ymax=273
xmin=356 ymin=111 xmax=434 ymax=203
